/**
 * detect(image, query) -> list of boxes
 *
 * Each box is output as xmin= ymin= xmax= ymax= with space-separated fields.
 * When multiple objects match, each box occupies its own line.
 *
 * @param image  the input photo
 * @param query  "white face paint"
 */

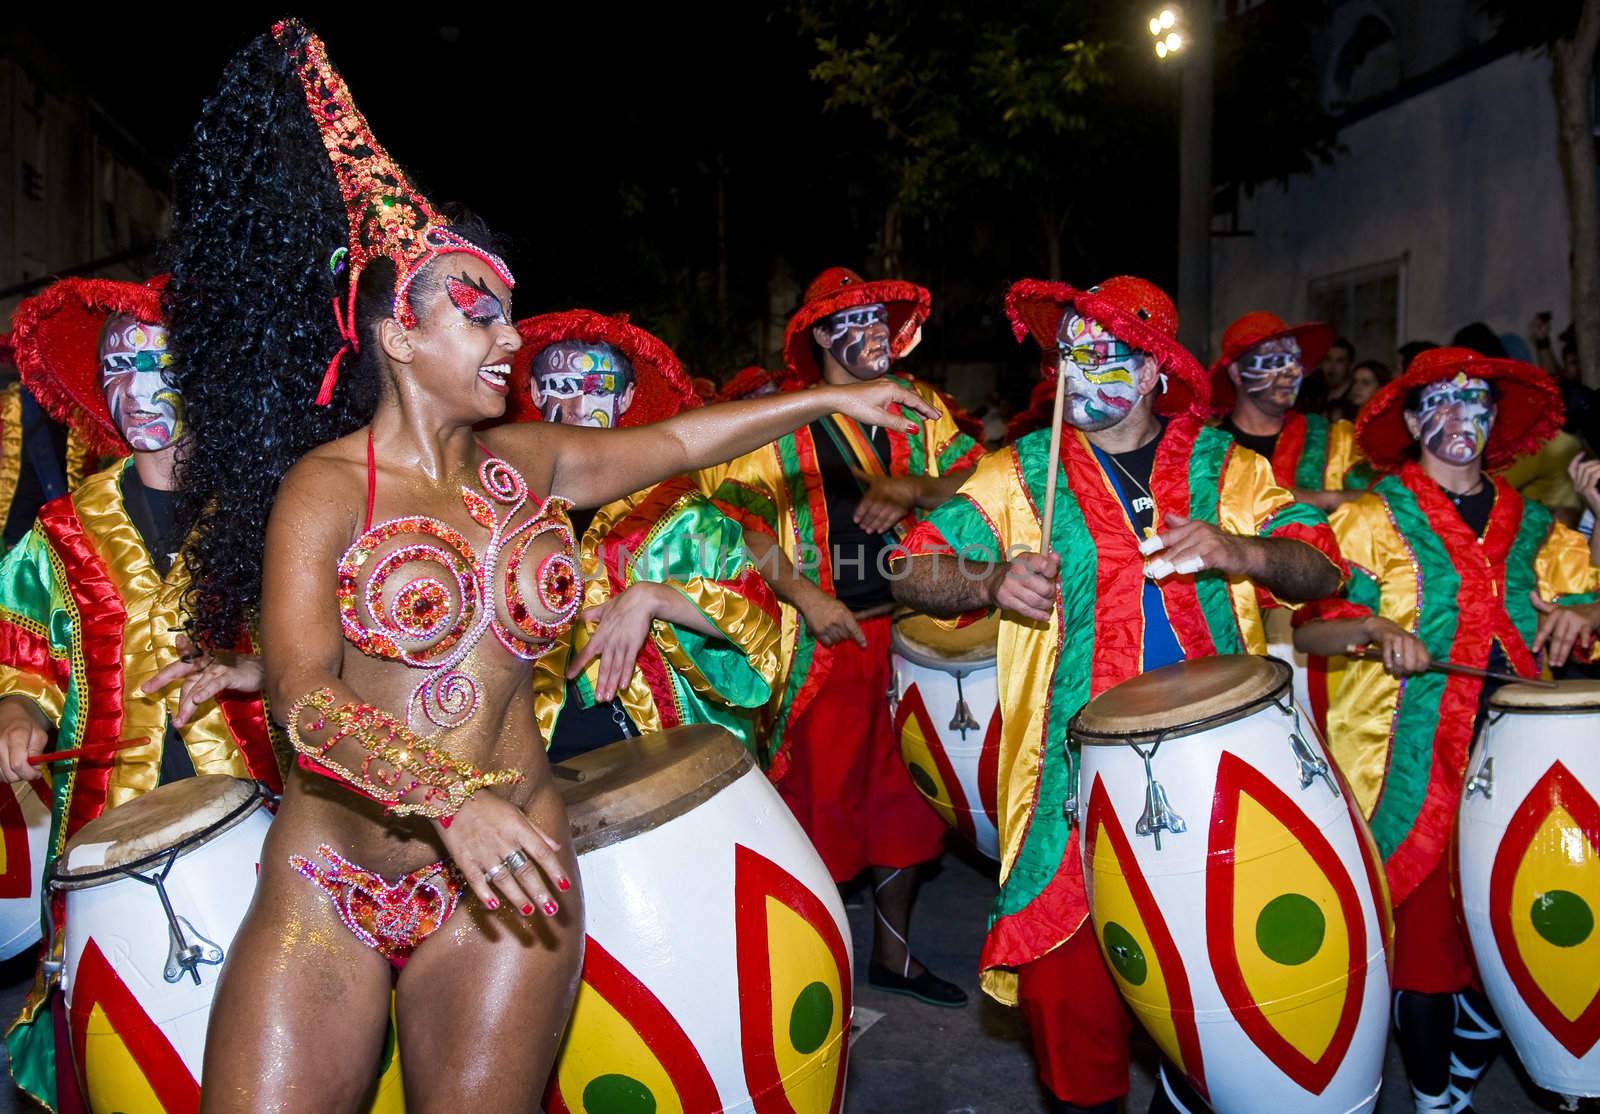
xmin=815 ymin=303 xmax=891 ymax=380
xmin=100 ymin=314 xmax=185 ymax=451
xmin=1055 ymin=313 xmax=1144 ymax=431
xmin=534 ymin=342 xmax=634 ymax=428
xmin=1409 ymin=373 xmax=1495 ymax=466
xmin=1235 ymin=336 xmax=1302 ymax=416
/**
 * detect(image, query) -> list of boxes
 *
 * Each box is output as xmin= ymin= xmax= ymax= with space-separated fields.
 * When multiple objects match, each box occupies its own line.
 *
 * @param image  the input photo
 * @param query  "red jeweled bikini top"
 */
xmin=337 ymin=433 xmax=580 ymax=729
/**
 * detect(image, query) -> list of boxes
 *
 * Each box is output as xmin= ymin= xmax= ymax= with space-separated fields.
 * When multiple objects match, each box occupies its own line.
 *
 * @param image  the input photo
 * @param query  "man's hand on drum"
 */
xmin=1139 ymin=514 xmax=1252 ymax=580
xmin=851 ymin=470 xmax=919 ymax=536
xmin=1529 ymin=593 xmax=1600 ymax=669
xmin=0 ymin=696 xmax=48 ymax=782
xmin=796 ymin=585 xmax=867 ymax=648
xmin=435 ymin=793 xmax=571 ymax=918
xmin=140 ymin=636 xmax=265 ymax=726
xmin=990 ymin=550 xmax=1059 ymax=623
xmin=1357 ymin=617 xmax=1432 ymax=677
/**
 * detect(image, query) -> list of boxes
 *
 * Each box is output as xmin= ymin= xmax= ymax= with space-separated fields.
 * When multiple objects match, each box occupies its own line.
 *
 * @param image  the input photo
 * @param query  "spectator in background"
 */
xmin=1398 ymin=340 xmax=1438 ymax=372
xmin=1571 ymin=452 xmax=1599 ymax=562
xmin=1346 ymin=359 xmax=1390 ymax=411
xmin=1297 ymin=334 xmax=1354 ymax=416
xmin=1451 ymin=321 xmax=1508 ymax=359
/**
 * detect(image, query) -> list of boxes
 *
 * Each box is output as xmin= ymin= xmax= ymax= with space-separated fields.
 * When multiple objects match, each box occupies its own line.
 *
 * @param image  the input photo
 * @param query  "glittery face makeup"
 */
xmin=1410 ymin=373 xmax=1495 ymax=466
xmin=1056 ymin=313 xmax=1144 ymax=431
xmin=816 ymin=303 xmax=891 ymax=380
xmin=534 ymin=342 xmax=635 ymax=428
xmin=100 ymin=314 xmax=185 ymax=451
xmin=445 ymin=273 xmax=510 ymax=328
xmin=1236 ymin=336 xmax=1302 ymax=415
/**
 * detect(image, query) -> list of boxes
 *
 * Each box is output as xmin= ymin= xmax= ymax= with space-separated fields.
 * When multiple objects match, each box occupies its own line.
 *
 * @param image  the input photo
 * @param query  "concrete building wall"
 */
xmin=1211 ymin=47 xmax=1567 ymax=366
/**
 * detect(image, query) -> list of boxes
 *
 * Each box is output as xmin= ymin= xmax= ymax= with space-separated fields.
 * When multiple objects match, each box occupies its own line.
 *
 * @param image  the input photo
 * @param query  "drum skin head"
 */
xmin=893 ymin=611 xmax=999 ymax=664
xmin=1073 ymin=655 xmax=1291 ymax=744
xmin=55 ymin=776 xmax=263 ymax=881
xmin=1490 ymin=678 xmax=1600 ymax=711
xmin=554 ymin=725 xmax=752 ymax=855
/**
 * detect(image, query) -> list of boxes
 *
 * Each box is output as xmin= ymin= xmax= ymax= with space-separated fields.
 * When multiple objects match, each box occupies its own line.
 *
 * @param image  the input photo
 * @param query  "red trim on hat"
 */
xmin=716 ymin=366 xmax=779 ymax=403
xmin=10 ymin=277 xmax=166 ymax=458
xmin=1353 ymin=346 xmax=1562 ymax=473
xmin=783 ymin=268 xmax=931 ymax=383
xmin=509 ymin=311 xmax=701 ymax=429
xmin=1206 ymin=311 xmax=1334 ymax=415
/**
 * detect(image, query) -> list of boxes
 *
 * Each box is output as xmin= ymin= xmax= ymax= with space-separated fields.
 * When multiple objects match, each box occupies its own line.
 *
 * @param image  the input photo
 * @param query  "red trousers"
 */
xmin=1392 ymin=853 xmax=1476 ymax=994
xmin=776 ymin=616 xmax=948 ymax=882
xmin=1018 ymin=925 xmax=1135 ymax=1105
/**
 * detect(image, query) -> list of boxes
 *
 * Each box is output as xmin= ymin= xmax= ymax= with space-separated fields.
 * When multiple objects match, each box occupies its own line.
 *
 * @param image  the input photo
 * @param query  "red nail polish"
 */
xmin=485 ymin=897 xmax=498 ymax=910
xmin=438 ymin=815 xmax=453 ymax=830
xmin=543 ymin=901 xmax=559 ymax=916
xmin=557 ymin=878 xmax=571 ymax=892
xmin=521 ymin=904 xmax=534 ymax=916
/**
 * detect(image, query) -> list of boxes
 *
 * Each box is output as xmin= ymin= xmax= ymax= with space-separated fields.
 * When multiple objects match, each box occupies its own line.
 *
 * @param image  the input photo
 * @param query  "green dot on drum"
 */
xmin=1255 ymin=894 xmax=1326 ymax=966
xmin=789 ymin=980 xmax=835 ymax=1054
xmin=1530 ymin=889 xmax=1595 ymax=948
xmin=1101 ymin=922 xmax=1148 ymax=986
xmin=582 ymin=1072 xmax=658 ymax=1114
xmin=907 ymin=762 xmax=939 ymax=799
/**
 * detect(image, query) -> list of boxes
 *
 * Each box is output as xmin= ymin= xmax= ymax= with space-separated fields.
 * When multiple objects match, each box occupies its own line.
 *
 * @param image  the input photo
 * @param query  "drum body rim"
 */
xmin=1069 ymin=657 xmax=1293 ymax=748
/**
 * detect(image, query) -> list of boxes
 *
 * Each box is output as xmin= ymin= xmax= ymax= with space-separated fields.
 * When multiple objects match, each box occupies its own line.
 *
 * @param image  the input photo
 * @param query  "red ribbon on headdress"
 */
xmin=317 ymin=285 xmax=361 ymax=407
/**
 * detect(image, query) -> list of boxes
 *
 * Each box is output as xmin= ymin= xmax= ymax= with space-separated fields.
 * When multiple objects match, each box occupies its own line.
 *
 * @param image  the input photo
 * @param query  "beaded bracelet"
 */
xmin=287 ymin=687 xmax=523 ymax=820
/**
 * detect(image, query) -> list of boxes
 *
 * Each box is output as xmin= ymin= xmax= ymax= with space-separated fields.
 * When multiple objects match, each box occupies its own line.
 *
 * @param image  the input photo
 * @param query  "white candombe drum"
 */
xmin=545 ymin=726 xmax=853 ymax=1114
xmin=51 ymin=776 xmax=404 ymax=1113
xmin=890 ymin=611 xmax=1001 ymax=860
xmin=1457 ymin=680 xmax=1600 ymax=1100
xmin=1073 ymin=656 xmax=1393 ymax=1114
xmin=0 ymin=778 xmax=53 ymax=959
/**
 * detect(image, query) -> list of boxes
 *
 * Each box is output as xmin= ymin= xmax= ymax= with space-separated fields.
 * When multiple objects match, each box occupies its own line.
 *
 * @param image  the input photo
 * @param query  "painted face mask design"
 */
xmin=1056 ymin=313 xmax=1143 ymax=431
xmin=1411 ymin=373 xmax=1495 ymax=466
xmin=818 ymin=303 xmax=890 ymax=380
xmin=1237 ymin=336 xmax=1302 ymax=414
xmin=534 ymin=342 xmax=634 ymax=428
xmin=100 ymin=314 xmax=185 ymax=451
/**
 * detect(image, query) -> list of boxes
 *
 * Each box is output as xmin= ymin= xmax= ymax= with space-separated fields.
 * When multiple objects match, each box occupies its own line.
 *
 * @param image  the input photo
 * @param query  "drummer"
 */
xmin=1293 ymin=347 xmax=1600 ymax=1113
xmin=1208 ymin=311 xmax=1366 ymax=512
xmin=511 ymin=311 xmax=782 ymax=762
xmin=892 ymin=276 xmax=1345 ymax=1114
xmin=699 ymin=267 xmax=984 ymax=1008
xmin=0 ymin=277 xmax=283 ymax=1109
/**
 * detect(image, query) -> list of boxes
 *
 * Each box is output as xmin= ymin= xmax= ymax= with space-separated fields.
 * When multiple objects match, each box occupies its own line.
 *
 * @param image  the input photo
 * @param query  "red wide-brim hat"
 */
xmin=1354 ymin=346 xmax=1562 ymax=473
xmin=509 ymin=310 xmax=701 ymax=427
xmin=783 ymin=267 xmax=931 ymax=383
xmin=717 ymin=365 xmax=780 ymax=403
xmin=1206 ymin=310 xmax=1335 ymax=414
xmin=1003 ymin=276 xmax=1209 ymax=417
xmin=9 ymin=276 xmax=167 ymax=458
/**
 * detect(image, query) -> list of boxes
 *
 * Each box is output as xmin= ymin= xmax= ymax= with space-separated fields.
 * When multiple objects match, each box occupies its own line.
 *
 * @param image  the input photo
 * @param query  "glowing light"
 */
xmin=1149 ymin=16 xmax=1163 ymax=35
xmin=1160 ymin=9 xmax=1177 ymax=29
xmin=1167 ymin=32 xmax=1183 ymax=51
xmin=1156 ymin=41 xmax=1169 ymax=58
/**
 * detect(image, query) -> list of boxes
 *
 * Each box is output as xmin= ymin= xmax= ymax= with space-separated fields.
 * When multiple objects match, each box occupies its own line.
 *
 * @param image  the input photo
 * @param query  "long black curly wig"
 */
xmin=164 ymin=24 xmax=505 ymax=650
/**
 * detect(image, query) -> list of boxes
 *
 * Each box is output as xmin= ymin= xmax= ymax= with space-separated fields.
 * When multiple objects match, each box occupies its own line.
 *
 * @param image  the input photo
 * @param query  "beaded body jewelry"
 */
xmin=288 ymin=844 xmax=461 ymax=964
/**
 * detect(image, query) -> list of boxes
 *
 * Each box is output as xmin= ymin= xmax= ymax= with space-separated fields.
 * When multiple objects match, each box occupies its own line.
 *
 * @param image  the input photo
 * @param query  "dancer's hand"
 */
xmin=142 ymin=638 xmax=265 ymax=726
xmin=568 ymin=586 xmax=666 ymax=702
xmin=797 ymin=586 xmax=867 ymax=648
xmin=0 ymin=697 xmax=46 ymax=782
xmin=438 ymin=793 xmax=571 ymax=919
xmin=824 ymin=380 xmax=941 ymax=434
xmin=1530 ymin=593 xmax=1600 ymax=669
xmin=992 ymin=551 xmax=1058 ymax=623
xmin=1354 ymin=618 xmax=1432 ymax=677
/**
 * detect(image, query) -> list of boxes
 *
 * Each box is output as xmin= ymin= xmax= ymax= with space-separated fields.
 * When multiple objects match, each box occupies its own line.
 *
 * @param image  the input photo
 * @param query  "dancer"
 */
xmin=1294 ymin=347 xmax=1600 ymax=1113
xmin=512 ymin=311 xmax=781 ymax=762
xmin=164 ymin=23 xmax=937 ymax=1108
xmin=893 ymin=277 xmax=1345 ymax=1113
xmin=0 ymin=276 xmax=284 ymax=1108
xmin=701 ymin=267 xmax=984 ymax=1007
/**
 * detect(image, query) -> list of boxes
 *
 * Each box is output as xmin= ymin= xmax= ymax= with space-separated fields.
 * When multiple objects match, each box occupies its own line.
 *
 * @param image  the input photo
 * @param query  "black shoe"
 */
xmin=866 ymin=960 xmax=969 ymax=1007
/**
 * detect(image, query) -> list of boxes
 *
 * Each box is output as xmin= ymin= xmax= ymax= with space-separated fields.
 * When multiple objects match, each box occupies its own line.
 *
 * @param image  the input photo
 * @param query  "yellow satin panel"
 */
xmin=1536 ymin=522 xmax=1600 ymax=663
xmin=907 ymin=377 xmax=974 ymax=478
xmin=1217 ymin=446 xmax=1312 ymax=642
xmin=0 ymin=384 xmax=21 ymax=536
xmin=1321 ymin=494 xmax=1411 ymax=819
xmin=0 ymin=600 xmax=65 ymax=725
xmin=653 ymin=575 xmax=780 ymax=699
xmin=1323 ymin=419 xmax=1362 ymax=490
xmin=72 ymin=469 xmax=250 ymax=810
xmin=63 ymin=431 xmax=95 ymax=493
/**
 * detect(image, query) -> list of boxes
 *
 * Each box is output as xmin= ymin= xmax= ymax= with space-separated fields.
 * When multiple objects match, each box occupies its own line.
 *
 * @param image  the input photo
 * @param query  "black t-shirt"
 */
xmin=547 ymin=688 xmax=639 ymax=763
xmin=810 ymin=419 xmax=894 ymax=607
xmin=1220 ymin=418 xmax=1280 ymax=466
xmin=1102 ymin=428 xmax=1162 ymax=536
xmin=121 ymin=467 xmax=195 ymax=785
xmin=1449 ymin=482 xmax=1496 ymax=541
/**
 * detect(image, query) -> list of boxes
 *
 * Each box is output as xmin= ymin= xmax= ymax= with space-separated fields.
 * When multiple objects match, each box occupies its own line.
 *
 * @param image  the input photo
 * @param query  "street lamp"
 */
xmin=1150 ymin=7 xmax=1185 ymax=60
xmin=1148 ymin=4 xmax=1212 ymax=359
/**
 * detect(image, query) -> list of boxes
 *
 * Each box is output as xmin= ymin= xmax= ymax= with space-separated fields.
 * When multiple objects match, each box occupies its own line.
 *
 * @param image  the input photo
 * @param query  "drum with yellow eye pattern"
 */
xmin=545 ymin=725 xmax=853 ymax=1114
xmin=1457 ymin=680 xmax=1600 ymax=1099
xmin=891 ymin=611 xmax=1001 ymax=860
xmin=1072 ymin=656 xmax=1392 ymax=1113
xmin=0 ymin=777 xmax=52 ymax=960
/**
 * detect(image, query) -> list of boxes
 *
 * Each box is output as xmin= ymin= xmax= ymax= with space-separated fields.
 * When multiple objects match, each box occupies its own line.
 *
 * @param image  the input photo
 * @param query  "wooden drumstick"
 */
xmin=1039 ymin=360 xmax=1069 ymax=554
xmin=851 ymin=602 xmax=897 ymax=621
xmin=28 ymin=738 xmax=149 ymax=766
xmin=1347 ymin=648 xmax=1555 ymax=689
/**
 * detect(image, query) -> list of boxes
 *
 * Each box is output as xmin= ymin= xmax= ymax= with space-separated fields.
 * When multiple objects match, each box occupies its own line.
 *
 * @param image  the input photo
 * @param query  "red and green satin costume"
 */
xmin=0 ymin=461 xmax=285 ymax=1108
xmin=901 ymin=415 xmax=1344 ymax=1002
xmin=535 ymin=476 xmax=781 ymax=759
xmin=698 ymin=374 xmax=983 ymax=779
xmin=1301 ymin=463 xmax=1600 ymax=905
xmin=1267 ymin=411 xmax=1362 ymax=492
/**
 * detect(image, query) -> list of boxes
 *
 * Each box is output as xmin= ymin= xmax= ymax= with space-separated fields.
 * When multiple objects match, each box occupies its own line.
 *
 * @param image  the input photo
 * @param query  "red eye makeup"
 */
xmin=446 ymin=274 xmax=508 ymax=326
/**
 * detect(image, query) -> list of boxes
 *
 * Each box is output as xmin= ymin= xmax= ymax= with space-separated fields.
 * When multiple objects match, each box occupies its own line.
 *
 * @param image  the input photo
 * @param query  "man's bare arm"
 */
xmin=894 ymin=553 xmax=1010 ymax=618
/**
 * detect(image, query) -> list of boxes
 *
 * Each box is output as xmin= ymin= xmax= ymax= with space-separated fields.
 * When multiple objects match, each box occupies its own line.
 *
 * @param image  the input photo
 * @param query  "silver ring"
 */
xmin=483 ymin=862 xmax=508 ymax=883
xmin=502 ymin=850 xmax=529 ymax=873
